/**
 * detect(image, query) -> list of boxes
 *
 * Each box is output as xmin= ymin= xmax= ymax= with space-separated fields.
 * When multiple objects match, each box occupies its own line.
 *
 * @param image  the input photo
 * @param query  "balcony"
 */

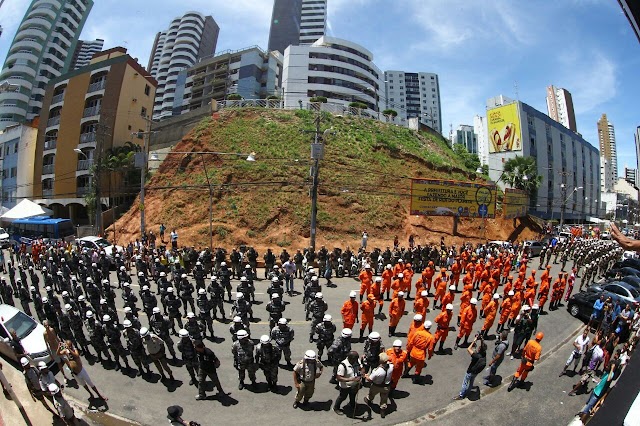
xmin=82 ymin=105 xmax=100 ymax=118
xmin=76 ymin=186 xmax=91 ymax=197
xmin=42 ymin=188 xmax=54 ymax=197
xmin=79 ymin=132 xmax=96 ymax=143
xmin=43 ymin=139 xmax=57 ymax=150
xmin=77 ymin=159 xmax=93 ymax=171
xmin=87 ymin=80 xmax=106 ymax=93
xmin=51 ymin=92 xmax=64 ymax=104
xmin=46 ymin=115 xmax=60 ymax=127
xmin=42 ymin=164 xmax=55 ymax=175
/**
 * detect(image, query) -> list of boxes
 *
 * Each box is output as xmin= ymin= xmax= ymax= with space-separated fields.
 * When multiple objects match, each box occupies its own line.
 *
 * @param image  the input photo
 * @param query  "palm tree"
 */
xmin=500 ymin=155 xmax=542 ymax=193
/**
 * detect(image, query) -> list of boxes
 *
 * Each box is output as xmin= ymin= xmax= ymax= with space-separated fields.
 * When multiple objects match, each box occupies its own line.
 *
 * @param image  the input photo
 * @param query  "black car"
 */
xmin=605 ymin=267 xmax=640 ymax=280
xmin=567 ymin=290 xmax=627 ymax=322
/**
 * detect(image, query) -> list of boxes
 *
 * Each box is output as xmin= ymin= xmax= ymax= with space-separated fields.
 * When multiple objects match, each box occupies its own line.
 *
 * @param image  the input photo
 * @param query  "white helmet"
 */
xmin=493 ymin=293 xmax=500 ymax=299
xmin=64 ymin=304 xmax=71 ymax=310
xmin=421 ymin=290 xmax=428 ymax=297
xmin=341 ymin=328 xmax=352 ymax=338
xmin=398 ymin=273 xmax=404 ymax=278
xmin=167 ymin=287 xmax=174 ymax=293
xmin=271 ymin=277 xmax=279 ymax=283
xmin=179 ymin=329 xmax=189 ymax=338
xmin=449 ymin=285 xmax=456 ymax=291
xmin=260 ymin=335 xmax=271 ymax=344
xmin=375 ymin=277 xmax=382 ymax=282
xmin=398 ymin=291 xmax=405 ymax=298
xmin=271 ymin=293 xmax=280 ymax=299
xmin=139 ymin=327 xmax=149 ymax=337
xmin=237 ymin=330 xmax=249 ymax=339
xmin=311 ymin=276 xmax=318 ymax=282
xmin=186 ymin=312 xmax=195 ymax=319
xmin=240 ymin=277 xmax=247 ymax=282
xmin=445 ymin=303 xmax=454 ymax=310
xmin=323 ymin=314 xmax=332 ymax=321
xmin=236 ymin=292 xmax=244 ymax=299
xmin=278 ymin=318 xmax=288 ymax=325
xmin=138 ymin=272 xmax=144 ymax=277
xmin=393 ymin=339 xmax=402 ymax=347
xmin=142 ymin=285 xmax=149 ymax=291
xmin=233 ymin=316 xmax=242 ymax=323
xmin=198 ymin=288 xmax=206 ymax=295
xmin=315 ymin=292 xmax=323 ymax=299
xmin=181 ymin=274 xmax=187 ymax=279
xmin=349 ymin=291 xmax=357 ymax=298
xmin=152 ymin=307 xmax=161 ymax=314
xmin=424 ymin=321 xmax=432 ymax=329
xmin=470 ymin=298 xmax=478 ymax=305
xmin=221 ymin=262 xmax=227 ymax=267
xmin=413 ymin=314 xmax=423 ymax=321
xmin=368 ymin=331 xmax=381 ymax=341
xmin=304 ymin=350 xmax=316 ymax=360
xmin=86 ymin=311 xmax=94 ymax=318
xmin=124 ymin=307 xmax=132 ymax=313
xmin=102 ymin=314 xmax=111 ymax=322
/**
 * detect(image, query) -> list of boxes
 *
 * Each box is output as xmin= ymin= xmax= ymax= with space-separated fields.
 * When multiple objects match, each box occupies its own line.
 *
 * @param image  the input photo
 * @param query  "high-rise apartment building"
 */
xmin=384 ymin=71 xmax=442 ymax=134
xmin=0 ymin=0 xmax=94 ymax=130
xmin=546 ymin=85 xmax=577 ymax=132
xmin=33 ymin=47 xmax=156 ymax=222
xmin=181 ymin=46 xmax=282 ymax=113
xmin=635 ymin=126 xmax=640 ymax=172
xmin=474 ymin=115 xmax=488 ymax=165
xmin=624 ymin=167 xmax=638 ymax=188
xmin=0 ymin=123 xmax=38 ymax=208
xmin=71 ymin=38 xmax=104 ymax=70
xmin=147 ymin=12 xmax=219 ymax=120
xmin=267 ymin=0 xmax=327 ymax=54
xmin=598 ymin=113 xmax=617 ymax=193
xmin=451 ymin=125 xmax=477 ymax=154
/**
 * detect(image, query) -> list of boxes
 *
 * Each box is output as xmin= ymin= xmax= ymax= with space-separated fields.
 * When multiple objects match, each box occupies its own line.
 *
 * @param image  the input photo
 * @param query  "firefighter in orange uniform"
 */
xmin=433 ymin=269 xmax=448 ymax=309
xmin=370 ymin=276 xmax=384 ymax=315
xmin=386 ymin=340 xmax=408 ymax=392
xmin=401 ymin=265 xmax=413 ymax=298
xmin=441 ymin=285 xmax=456 ymax=311
xmin=388 ymin=291 xmax=406 ymax=337
xmin=508 ymin=290 xmax=522 ymax=328
xmin=508 ymin=332 xmax=543 ymax=391
xmin=481 ymin=293 xmax=500 ymax=338
xmin=341 ymin=291 xmax=359 ymax=330
xmin=451 ymin=259 xmax=461 ymax=289
xmin=503 ymin=276 xmax=514 ymax=298
xmin=382 ymin=264 xmax=393 ymax=300
xmin=454 ymin=298 xmax=478 ymax=349
xmin=413 ymin=290 xmax=429 ymax=319
xmin=405 ymin=321 xmax=435 ymax=383
xmin=537 ymin=276 xmax=550 ymax=314
xmin=358 ymin=264 xmax=374 ymax=302
xmin=497 ymin=290 xmax=514 ymax=333
xmin=434 ymin=303 xmax=454 ymax=352
xmin=407 ymin=314 xmax=424 ymax=343
xmin=458 ymin=283 xmax=473 ymax=326
xmin=423 ymin=262 xmax=435 ymax=293
xmin=359 ymin=293 xmax=376 ymax=341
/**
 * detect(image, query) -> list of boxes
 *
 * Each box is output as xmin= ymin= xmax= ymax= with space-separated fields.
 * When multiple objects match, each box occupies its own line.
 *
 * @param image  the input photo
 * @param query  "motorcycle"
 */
xmin=337 ymin=257 xmax=345 ymax=278
xmin=350 ymin=255 xmax=359 ymax=277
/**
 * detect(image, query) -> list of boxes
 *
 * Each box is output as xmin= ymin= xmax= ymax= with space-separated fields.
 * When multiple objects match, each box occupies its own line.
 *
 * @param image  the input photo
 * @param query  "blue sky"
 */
xmin=1 ymin=0 xmax=639 ymax=172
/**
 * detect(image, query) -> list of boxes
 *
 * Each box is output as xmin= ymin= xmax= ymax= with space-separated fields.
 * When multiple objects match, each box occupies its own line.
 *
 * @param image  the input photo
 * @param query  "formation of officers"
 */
xmin=0 ymin=237 xmax=620 ymax=418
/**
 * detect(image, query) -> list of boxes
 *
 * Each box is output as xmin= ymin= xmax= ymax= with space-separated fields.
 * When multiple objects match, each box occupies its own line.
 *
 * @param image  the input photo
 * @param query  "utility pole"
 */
xmin=200 ymin=153 xmax=214 ymax=251
xmin=94 ymin=120 xmax=111 ymax=235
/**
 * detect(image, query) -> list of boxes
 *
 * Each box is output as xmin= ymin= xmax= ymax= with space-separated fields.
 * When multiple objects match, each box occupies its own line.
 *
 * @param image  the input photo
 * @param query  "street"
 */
xmin=12 ymin=257 xmax=591 ymax=426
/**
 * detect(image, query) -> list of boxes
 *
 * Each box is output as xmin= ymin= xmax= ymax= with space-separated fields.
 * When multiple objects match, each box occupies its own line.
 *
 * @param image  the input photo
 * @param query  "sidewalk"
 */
xmin=0 ymin=360 xmax=138 ymax=426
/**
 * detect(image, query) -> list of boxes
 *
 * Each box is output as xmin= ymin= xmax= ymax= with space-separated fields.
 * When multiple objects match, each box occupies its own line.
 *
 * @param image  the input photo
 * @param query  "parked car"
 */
xmin=601 ymin=231 xmax=612 ymax=240
xmin=605 ymin=267 xmax=640 ymax=281
xmin=0 ymin=228 xmax=9 ymax=248
xmin=558 ymin=231 xmax=573 ymax=243
xmin=623 ymin=251 xmax=638 ymax=260
xmin=0 ymin=304 xmax=52 ymax=366
xmin=588 ymin=281 xmax=640 ymax=305
xmin=76 ymin=236 xmax=124 ymax=265
xmin=567 ymin=290 xmax=628 ymax=321
xmin=523 ymin=240 xmax=544 ymax=257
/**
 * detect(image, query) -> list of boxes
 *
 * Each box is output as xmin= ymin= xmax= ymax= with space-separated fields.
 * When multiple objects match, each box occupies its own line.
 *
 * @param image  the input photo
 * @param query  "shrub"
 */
xmin=310 ymin=96 xmax=328 ymax=103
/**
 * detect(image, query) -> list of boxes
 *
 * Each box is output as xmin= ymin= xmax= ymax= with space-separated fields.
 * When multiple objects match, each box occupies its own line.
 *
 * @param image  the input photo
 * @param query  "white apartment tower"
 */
xmin=0 ymin=0 xmax=94 ymax=130
xmin=474 ymin=115 xmax=488 ymax=165
xmin=546 ymin=85 xmax=577 ymax=132
xmin=598 ymin=113 xmax=617 ymax=193
xmin=384 ymin=71 xmax=442 ymax=134
xmin=147 ymin=12 xmax=220 ymax=120
xmin=299 ymin=0 xmax=327 ymax=45
xmin=71 ymin=38 xmax=104 ymax=69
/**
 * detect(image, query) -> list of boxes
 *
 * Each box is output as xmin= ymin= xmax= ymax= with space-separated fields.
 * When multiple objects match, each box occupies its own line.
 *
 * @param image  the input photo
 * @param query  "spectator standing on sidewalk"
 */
xmin=57 ymin=340 xmax=108 ymax=401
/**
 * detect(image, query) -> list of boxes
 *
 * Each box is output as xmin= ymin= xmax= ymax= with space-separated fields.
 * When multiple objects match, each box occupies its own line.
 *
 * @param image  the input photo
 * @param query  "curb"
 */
xmin=66 ymin=394 xmax=143 ymax=426
xmin=395 ymin=322 xmax=585 ymax=425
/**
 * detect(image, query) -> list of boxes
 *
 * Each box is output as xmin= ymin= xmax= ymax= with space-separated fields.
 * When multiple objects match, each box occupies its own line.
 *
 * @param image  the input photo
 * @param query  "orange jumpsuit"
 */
xmin=514 ymin=339 xmax=542 ymax=381
xmin=451 ymin=261 xmax=461 ymax=287
xmin=441 ymin=290 xmax=455 ymax=311
xmin=481 ymin=290 xmax=492 ymax=313
xmin=423 ymin=266 xmax=435 ymax=293
xmin=551 ymin=278 xmax=561 ymax=304
xmin=382 ymin=269 xmax=393 ymax=295
xmin=341 ymin=299 xmax=358 ymax=330
xmin=401 ymin=270 xmax=413 ymax=294
xmin=407 ymin=328 xmax=435 ymax=374
xmin=503 ymin=279 xmax=513 ymax=298
xmin=434 ymin=309 xmax=453 ymax=345
xmin=393 ymin=262 xmax=404 ymax=278
xmin=391 ymin=278 xmax=403 ymax=299
xmin=457 ymin=304 xmax=478 ymax=339
xmin=407 ymin=321 xmax=424 ymax=343
xmin=473 ymin=263 xmax=484 ymax=286
xmin=359 ymin=269 xmax=373 ymax=297
xmin=509 ymin=292 xmax=522 ymax=320
xmin=433 ymin=273 xmax=448 ymax=306
xmin=458 ymin=286 xmax=472 ymax=324
xmin=524 ymin=286 xmax=536 ymax=308
xmin=360 ymin=296 xmax=375 ymax=332
xmin=498 ymin=297 xmax=512 ymax=326
xmin=482 ymin=299 xmax=498 ymax=332
xmin=537 ymin=280 xmax=549 ymax=310
xmin=386 ymin=347 xmax=408 ymax=389
xmin=370 ymin=280 xmax=383 ymax=308
xmin=389 ymin=297 xmax=406 ymax=327
xmin=413 ymin=294 xmax=429 ymax=318
xmin=414 ymin=277 xmax=425 ymax=293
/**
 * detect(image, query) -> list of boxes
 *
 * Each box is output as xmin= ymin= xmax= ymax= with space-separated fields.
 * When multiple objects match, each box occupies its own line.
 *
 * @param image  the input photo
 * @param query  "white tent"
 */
xmin=1 ymin=199 xmax=53 ymax=220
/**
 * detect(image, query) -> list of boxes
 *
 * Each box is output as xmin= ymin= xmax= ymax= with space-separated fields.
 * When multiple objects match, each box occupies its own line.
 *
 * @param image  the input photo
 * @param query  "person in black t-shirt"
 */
xmin=453 ymin=335 xmax=486 ymax=400
xmin=194 ymin=341 xmax=226 ymax=400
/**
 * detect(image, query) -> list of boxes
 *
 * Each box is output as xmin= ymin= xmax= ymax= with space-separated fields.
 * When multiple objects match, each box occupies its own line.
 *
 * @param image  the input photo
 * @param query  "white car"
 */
xmin=76 ymin=236 xmax=124 ymax=264
xmin=0 ymin=227 xmax=9 ymax=248
xmin=601 ymin=231 xmax=612 ymax=240
xmin=0 ymin=304 xmax=52 ymax=366
xmin=624 ymin=251 xmax=638 ymax=260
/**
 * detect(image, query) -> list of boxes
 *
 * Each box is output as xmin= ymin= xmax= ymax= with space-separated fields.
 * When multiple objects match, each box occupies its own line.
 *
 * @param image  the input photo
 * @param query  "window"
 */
xmin=141 ymin=106 xmax=147 ymax=117
xmin=10 ymin=167 xmax=17 ymax=178
xmin=4 ymin=146 xmax=9 ymax=156
xmin=144 ymin=84 xmax=150 ymax=96
xmin=136 ymin=130 xmax=144 ymax=139
xmin=14 ymin=143 xmax=18 ymax=153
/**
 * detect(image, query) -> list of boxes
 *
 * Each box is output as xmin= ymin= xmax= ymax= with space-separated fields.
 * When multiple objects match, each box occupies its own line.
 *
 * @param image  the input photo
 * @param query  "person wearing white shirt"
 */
xmin=364 ymin=352 xmax=394 ymax=418
xmin=333 ymin=351 xmax=364 ymax=415
xmin=560 ymin=328 xmax=590 ymax=376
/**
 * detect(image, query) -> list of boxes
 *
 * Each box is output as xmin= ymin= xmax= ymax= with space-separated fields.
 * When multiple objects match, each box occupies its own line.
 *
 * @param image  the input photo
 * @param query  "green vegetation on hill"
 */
xmin=135 ymin=108 xmax=484 ymax=246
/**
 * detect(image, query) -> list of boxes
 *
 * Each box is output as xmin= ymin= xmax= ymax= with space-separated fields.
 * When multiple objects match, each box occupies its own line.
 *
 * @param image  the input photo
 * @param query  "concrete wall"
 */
xmin=149 ymin=105 xmax=211 ymax=149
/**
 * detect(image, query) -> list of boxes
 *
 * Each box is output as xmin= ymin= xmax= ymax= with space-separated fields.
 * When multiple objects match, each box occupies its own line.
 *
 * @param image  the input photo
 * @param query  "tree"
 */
xmin=227 ymin=94 xmax=242 ymax=100
xmin=451 ymin=143 xmax=481 ymax=172
xmin=500 ymin=155 xmax=542 ymax=193
xmin=349 ymin=101 xmax=368 ymax=110
xmin=382 ymin=109 xmax=398 ymax=122
xmin=310 ymin=96 xmax=328 ymax=103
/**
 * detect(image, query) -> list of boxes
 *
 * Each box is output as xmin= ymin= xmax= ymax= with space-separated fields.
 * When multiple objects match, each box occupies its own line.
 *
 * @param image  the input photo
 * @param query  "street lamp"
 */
xmin=560 ymin=186 xmax=583 ymax=228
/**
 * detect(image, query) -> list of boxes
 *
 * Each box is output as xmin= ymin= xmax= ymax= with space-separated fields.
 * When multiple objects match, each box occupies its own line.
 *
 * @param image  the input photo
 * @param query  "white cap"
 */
xmin=421 ymin=290 xmax=428 ymax=297
xmin=398 ymin=273 xmax=404 ymax=278
xmin=139 ymin=327 xmax=149 ymax=337
xmin=179 ymin=329 xmax=189 ymax=338
xmin=425 ymin=321 xmax=433 ymax=329
xmin=446 ymin=303 xmax=454 ymax=310
xmin=236 ymin=292 xmax=244 ymax=298
xmin=86 ymin=311 xmax=93 ymax=318
xmin=341 ymin=328 xmax=352 ymax=337
xmin=508 ymin=291 xmax=515 ymax=296
xmin=349 ymin=291 xmax=357 ymax=298
xmin=233 ymin=316 xmax=242 ymax=323
xmin=398 ymin=291 xmax=405 ymax=298
xmin=393 ymin=339 xmax=402 ymax=347
xmin=124 ymin=307 xmax=132 ymax=313
xmin=493 ymin=293 xmax=500 ymax=299
xmin=260 ymin=335 xmax=270 ymax=344
xmin=304 ymin=350 xmax=316 ymax=360
xmin=368 ymin=331 xmax=381 ymax=340
xmin=278 ymin=318 xmax=288 ymax=325
xmin=237 ymin=330 xmax=249 ymax=339
xmin=152 ymin=307 xmax=161 ymax=314
xmin=64 ymin=304 xmax=71 ymax=310
xmin=413 ymin=314 xmax=423 ymax=321
xmin=186 ymin=312 xmax=195 ymax=319
xmin=323 ymin=314 xmax=332 ymax=321
xmin=123 ymin=320 xmax=132 ymax=328
xmin=48 ymin=383 xmax=60 ymax=393
xmin=103 ymin=314 xmax=111 ymax=322
xmin=449 ymin=285 xmax=456 ymax=291
xmin=315 ymin=292 xmax=323 ymax=299
xmin=470 ymin=298 xmax=478 ymax=305
xmin=271 ymin=293 xmax=280 ymax=299
xmin=198 ymin=288 xmax=206 ymax=295
xmin=20 ymin=357 xmax=29 ymax=367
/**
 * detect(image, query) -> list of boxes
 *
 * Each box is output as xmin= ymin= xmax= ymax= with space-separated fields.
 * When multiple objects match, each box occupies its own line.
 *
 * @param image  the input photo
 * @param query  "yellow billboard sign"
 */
xmin=410 ymin=179 xmax=497 ymax=218
xmin=504 ymin=188 xmax=529 ymax=219
xmin=488 ymin=103 xmax=522 ymax=153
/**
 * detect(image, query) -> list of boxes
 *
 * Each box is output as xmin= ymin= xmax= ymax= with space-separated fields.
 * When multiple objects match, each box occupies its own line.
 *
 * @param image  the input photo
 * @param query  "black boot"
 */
xmin=438 ymin=341 xmax=444 ymax=353
xmin=359 ymin=329 xmax=364 ymax=342
xmin=388 ymin=327 xmax=393 ymax=337
xmin=454 ymin=337 xmax=461 ymax=350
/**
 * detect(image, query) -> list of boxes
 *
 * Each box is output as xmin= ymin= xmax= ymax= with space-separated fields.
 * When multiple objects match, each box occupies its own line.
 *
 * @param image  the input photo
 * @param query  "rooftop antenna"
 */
xmin=514 ymin=81 xmax=519 ymax=101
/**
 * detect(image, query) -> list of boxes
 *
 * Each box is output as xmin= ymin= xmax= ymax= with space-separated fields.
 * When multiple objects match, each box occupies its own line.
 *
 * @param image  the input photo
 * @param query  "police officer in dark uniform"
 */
xmin=232 ymin=330 xmax=257 ymax=390
xmin=267 ymin=277 xmax=284 ymax=301
xmin=266 ymin=293 xmax=286 ymax=329
xmin=207 ymin=277 xmax=226 ymax=321
xmin=304 ymin=276 xmax=322 ymax=320
xmin=69 ymin=305 xmax=91 ymax=356
xmin=264 ymin=249 xmax=276 ymax=279
xmin=271 ymin=318 xmax=294 ymax=366
xmin=123 ymin=307 xmax=141 ymax=330
xmin=18 ymin=280 xmax=32 ymax=316
xmin=218 ymin=262 xmax=232 ymax=302
xmin=315 ymin=314 xmax=336 ymax=360
xmin=362 ymin=332 xmax=384 ymax=373
xmin=86 ymin=311 xmax=111 ymax=363
xmin=140 ymin=285 xmax=157 ymax=319
xmin=230 ymin=249 xmax=241 ymax=280
xmin=121 ymin=283 xmax=140 ymax=317
xmin=149 ymin=307 xmax=177 ymax=359
xmin=193 ymin=261 xmax=206 ymax=290
xmin=41 ymin=296 xmax=58 ymax=331
xmin=230 ymin=292 xmax=253 ymax=325
xmin=185 ymin=312 xmax=203 ymax=341
xmin=247 ymin=247 xmax=258 ymax=278
xmin=229 ymin=316 xmax=248 ymax=342
xmin=103 ymin=314 xmax=130 ymax=370
xmin=308 ymin=292 xmax=328 ymax=343
xmin=165 ymin=287 xmax=183 ymax=334
xmin=123 ymin=320 xmax=149 ymax=376
xmin=196 ymin=289 xmax=214 ymax=338
xmin=30 ymin=286 xmax=45 ymax=323
xmin=177 ymin=329 xmax=199 ymax=386
xmin=179 ymin=274 xmax=196 ymax=316
xmin=256 ymin=335 xmax=280 ymax=392
xmin=328 ymin=328 xmax=353 ymax=383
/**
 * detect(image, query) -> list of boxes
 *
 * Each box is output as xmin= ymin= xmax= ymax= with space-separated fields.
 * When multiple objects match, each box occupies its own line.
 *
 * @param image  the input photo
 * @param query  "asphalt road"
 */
xmin=9 ymin=258 xmax=592 ymax=426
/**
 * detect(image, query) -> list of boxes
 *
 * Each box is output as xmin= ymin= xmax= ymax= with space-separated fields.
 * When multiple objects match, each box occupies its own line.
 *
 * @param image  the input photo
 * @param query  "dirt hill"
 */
xmin=108 ymin=108 xmax=542 ymax=250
